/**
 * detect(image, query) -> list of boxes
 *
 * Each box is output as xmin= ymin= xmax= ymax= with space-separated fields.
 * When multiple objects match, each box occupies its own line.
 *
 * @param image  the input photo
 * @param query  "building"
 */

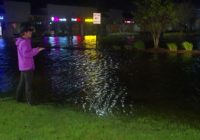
xmin=0 ymin=0 xmax=126 ymax=37
xmin=3 ymin=1 xmax=31 ymax=37
xmin=46 ymin=4 xmax=98 ymax=36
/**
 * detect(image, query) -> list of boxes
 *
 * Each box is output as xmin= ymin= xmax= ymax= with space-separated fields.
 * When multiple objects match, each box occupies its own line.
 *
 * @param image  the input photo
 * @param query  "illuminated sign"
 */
xmin=84 ymin=35 xmax=96 ymax=40
xmin=51 ymin=17 xmax=67 ymax=22
xmin=59 ymin=18 xmax=67 ymax=22
xmin=71 ymin=18 xmax=81 ymax=22
xmin=93 ymin=13 xmax=101 ymax=24
xmin=85 ymin=18 xmax=93 ymax=23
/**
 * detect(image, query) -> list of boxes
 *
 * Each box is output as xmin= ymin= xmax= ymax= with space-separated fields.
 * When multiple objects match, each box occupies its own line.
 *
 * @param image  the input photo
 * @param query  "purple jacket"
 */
xmin=16 ymin=38 xmax=39 ymax=71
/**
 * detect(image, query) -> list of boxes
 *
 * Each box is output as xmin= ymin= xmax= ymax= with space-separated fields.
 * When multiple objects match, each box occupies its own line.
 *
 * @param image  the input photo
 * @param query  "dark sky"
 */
xmin=31 ymin=0 xmax=134 ymax=10
xmin=3 ymin=0 xmax=200 ymax=9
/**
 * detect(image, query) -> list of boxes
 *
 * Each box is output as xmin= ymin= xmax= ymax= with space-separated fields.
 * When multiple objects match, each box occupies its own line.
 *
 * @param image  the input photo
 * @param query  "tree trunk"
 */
xmin=152 ymin=32 xmax=161 ymax=48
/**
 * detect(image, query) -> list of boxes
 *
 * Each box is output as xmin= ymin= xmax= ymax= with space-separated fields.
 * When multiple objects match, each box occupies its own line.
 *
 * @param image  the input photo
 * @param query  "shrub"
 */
xmin=124 ymin=45 xmax=134 ymax=50
xmin=167 ymin=43 xmax=178 ymax=52
xmin=182 ymin=41 xmax=193 ymax=51
xmin=112 ymin=45 xmax=121 ymax=50
xmin=99 ymin=34 xmax=127 ymax=47
xmin=132 ymin=41 xmax=145 ymax=50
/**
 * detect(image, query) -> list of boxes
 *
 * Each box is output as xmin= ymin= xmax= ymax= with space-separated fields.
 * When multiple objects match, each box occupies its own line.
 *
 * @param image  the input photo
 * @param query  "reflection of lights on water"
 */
xmin=73 ymin=36 xmax=82 ymax=46
xmin=48 ymin=37 xmax=67 ymax=47
xmin=0 ymin=38 xmax=5 ymax=48
xmin=45 ymin=36 xmax=82 ymax=47
xmin=44 ymin=35 xmax=96 ymax=48
xmin=84 ymin=35 xmax=97 ymax=49
xmin=59 ymin=37 xmax=67 ymax=47
xmin=49 ymin=37 xmax=58 ymax=46
xmin=84 ymin=50 xmax=97 ymax=60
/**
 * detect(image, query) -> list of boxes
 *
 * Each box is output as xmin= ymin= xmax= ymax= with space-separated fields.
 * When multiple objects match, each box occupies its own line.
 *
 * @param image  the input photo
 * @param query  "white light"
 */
xmin=71 ymin=18 xmax=77 ymax=22
xmin=93 ymin=13 xmax=101 ymax=24
xmin=125 ymin=20 xmax=134 ymax=24
xmin=59 ymin=18 xmax=67 ymax=22
xmin=51 ymin=17 xmax=54 ymax=21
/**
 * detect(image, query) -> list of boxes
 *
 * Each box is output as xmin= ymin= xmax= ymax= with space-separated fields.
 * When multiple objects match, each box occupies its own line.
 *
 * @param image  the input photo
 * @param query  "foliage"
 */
xmin=133 ymin=40 xmax=145 ymax=50
xmin=167 ymin=43 xmax=178 ymax=52
xmin=134 ymin=0 xmax=178 ymax=48
xmin=175 ymin=2 xmax=194 ymax=31
xmin=112 ymin=45 xmax=122 ymax=50
xmin=182 ymin=41 xmax=193 ymax=51
xmin=99 ymin=34 xmax=127 ymax=47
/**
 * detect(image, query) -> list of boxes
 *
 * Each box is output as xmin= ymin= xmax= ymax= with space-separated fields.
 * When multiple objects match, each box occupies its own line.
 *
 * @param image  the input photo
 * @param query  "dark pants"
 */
xmin=16 ymin=70 xmax=34 ymax=104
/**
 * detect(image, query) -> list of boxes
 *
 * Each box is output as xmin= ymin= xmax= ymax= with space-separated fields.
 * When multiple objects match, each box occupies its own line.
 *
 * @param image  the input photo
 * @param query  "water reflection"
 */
xmin=45 ymin=36 xmax=69 ymax=47
xmin=0 ymin=38 xmax=5 ymax=49
xmin=73 ymin=36 xmax=82 ymax=46
xmin=1 ymin=37 xmax=200 ymax=116
xmin=84 ymin=35 xmax=97 ymax=49
xmin=0 ymin=38 xmax=17 ymax=93
xmin=46 ymin=49 xmax=130 ymax=116
xmin=44 ymin=35 xmax=97 ymax=49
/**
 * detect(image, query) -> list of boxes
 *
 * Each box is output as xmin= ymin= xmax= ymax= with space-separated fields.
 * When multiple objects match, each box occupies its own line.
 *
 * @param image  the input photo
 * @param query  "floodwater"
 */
xmin=1 ymin=36 xmax=200 ymax=116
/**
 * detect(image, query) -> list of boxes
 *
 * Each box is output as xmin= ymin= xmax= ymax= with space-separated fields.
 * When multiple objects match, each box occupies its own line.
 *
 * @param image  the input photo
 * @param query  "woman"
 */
xmin=15 ymin=27 xmax=44 ymax=105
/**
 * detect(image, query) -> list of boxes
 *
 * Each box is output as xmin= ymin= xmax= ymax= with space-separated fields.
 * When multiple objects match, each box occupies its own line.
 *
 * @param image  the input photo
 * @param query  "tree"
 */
xmin=176 ymin=2 xmax=194 ymax=31
xmin=134 ymin=0 xmax=177 ymax=48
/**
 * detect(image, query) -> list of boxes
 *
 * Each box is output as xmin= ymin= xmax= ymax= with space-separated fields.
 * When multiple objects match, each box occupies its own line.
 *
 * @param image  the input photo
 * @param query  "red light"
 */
xmin=77 ymin=18 xmax=81 ymax=22
xmin=71 ymin=18 xmax=81 ymax=22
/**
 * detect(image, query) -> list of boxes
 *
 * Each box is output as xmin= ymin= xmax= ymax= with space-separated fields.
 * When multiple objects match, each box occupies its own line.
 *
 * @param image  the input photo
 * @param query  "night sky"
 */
xmin=3 ymin=0 xmax=200 ymax=10
xmin=30 ymin=0 xmax=133 ymax=9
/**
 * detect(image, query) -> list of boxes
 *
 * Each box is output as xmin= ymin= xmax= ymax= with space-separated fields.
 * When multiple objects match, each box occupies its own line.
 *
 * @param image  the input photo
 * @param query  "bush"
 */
xmin=112 ymin=45 xmax=121 ymax=50
xmin=99 ymin=34 xmax=127 ymax=47
xmin=167 ymin=43 xmax=178 ymax=52
xmin=182 ymin=41 xmax=193 ymax=51
xmin=132 ymin=41 xmax=145 ymax=50
xmin=124 ymin=45 xmax=134 ymax=50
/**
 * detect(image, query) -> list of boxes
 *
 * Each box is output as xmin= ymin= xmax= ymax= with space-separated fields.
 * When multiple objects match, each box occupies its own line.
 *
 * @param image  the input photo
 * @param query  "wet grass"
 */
xmin=0 ymin=99 xmax=200 ymax=140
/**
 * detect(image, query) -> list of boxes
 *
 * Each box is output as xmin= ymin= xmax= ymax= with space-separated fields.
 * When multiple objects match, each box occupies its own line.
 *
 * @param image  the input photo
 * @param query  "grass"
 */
xmin=0 ymin=99 xmax=200 ymax=140
xmin=163 ymin=31 xmax=200 ymax=37
xmin=164 ymin=32 xmax=186 ymax=37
